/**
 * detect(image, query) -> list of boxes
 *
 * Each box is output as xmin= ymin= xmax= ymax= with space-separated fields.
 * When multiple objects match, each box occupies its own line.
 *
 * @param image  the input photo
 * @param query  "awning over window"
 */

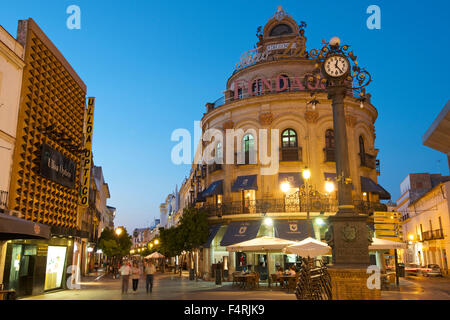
xmin=203 ymin=224 xmax=222 ymax=248
xmin=361 ymin=176 xmax=391 ymax=200
xmin=0 ymin=212 xmax=51 ymax=240
xmin=202 ymin=180 xmax=223 ymax=197
xmin=231 ymin=175 xmax=258 ymax=192
xmin=220 ymin=220 xmax=261 ymax=246
xmin=273 ymin=219 xmax=313 ymax=241
xmin=278 ymin=172 xmax=304 ymax=187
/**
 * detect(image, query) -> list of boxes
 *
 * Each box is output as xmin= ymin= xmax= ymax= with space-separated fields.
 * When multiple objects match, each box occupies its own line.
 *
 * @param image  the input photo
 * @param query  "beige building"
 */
xmin=0 ymin=25 xmax=25 ymax=207
xmin=174 ymin=8 xmax=391 ymax=280
xmin=397 ymin=174 xmax=450 ymax=273
xmin=0 ymin=24 xmax=25 ymax=291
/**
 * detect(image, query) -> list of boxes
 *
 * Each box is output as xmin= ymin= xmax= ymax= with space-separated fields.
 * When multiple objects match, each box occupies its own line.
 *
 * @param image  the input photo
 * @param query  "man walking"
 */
xmin=119 ymin=261 xmax=131 ymax=294
xmin=145 ymin=261 xmax=156 ymax=293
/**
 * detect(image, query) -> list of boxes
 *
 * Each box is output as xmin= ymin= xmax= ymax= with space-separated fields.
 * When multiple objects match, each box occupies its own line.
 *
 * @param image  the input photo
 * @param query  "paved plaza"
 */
xmin=21 ymin=271 xmax=450 ymax=300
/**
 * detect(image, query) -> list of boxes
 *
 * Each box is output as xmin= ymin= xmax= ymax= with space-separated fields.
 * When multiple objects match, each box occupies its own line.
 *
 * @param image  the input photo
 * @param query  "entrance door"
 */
xmin=8 ymin=244 xmax=23 ymax=291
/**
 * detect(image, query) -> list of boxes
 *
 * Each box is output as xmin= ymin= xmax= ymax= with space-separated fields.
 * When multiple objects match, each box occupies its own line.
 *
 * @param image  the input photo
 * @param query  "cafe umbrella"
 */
xmin=282 ymin=237 xmax=331 ymax=258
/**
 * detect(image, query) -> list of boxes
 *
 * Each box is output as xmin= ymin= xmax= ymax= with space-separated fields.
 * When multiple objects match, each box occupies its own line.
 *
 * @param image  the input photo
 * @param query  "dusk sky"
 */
xmin=1 ymin=0 xmax=449 ymax=233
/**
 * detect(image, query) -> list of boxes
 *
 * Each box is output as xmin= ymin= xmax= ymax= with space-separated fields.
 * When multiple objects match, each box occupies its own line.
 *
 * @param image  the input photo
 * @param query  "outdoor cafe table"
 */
xmin=234 ymin=273 xmax=257 ymax=289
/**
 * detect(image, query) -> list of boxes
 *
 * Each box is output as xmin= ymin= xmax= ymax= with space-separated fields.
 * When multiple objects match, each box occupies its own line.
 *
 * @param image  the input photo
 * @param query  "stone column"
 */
xmin=325 ymin=85 xmax=376 ymax=299
xmin=228 ymin=251 xmax=235 ymax=273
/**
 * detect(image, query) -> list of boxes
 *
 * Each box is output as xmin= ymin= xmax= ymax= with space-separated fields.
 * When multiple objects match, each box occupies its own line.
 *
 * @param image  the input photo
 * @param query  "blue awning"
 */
xmin=202 ymin=180 xmax=223 ymax=197
xmin=220 ymin=220 xmax=261 ymax=246
xmin=231 ymin=175 xmax=258 ymax=192
xmin=203 ymin=224 xmax=222 ymax=248
xmin=278 ymin=172 xmax=304 ymax=187
xmin=361 ymin=176 xmax=391 ymax=200
xmin=273 ymin=219 xmax=313 ymax=241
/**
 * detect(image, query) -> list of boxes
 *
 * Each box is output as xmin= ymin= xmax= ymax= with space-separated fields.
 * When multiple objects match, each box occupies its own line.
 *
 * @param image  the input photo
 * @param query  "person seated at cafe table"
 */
xmin=275 ymin=267 xmax=284 ymax=286
xmin=288 ymin=266 xmax=297 ymax=276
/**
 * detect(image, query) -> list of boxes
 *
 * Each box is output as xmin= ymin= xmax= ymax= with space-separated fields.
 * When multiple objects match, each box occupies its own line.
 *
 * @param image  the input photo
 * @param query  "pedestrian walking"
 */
xmin=119 ymin=261 xmax=131 ymax=294
xmin=145 ymin=261 xmax=156 ymax=293
xmin=131 ymin=262 xmax=141 ymax=293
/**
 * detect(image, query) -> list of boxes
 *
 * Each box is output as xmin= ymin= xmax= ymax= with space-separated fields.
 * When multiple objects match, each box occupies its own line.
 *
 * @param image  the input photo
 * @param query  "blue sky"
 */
xmin=1 ymin=1 xmax=449 ymax=232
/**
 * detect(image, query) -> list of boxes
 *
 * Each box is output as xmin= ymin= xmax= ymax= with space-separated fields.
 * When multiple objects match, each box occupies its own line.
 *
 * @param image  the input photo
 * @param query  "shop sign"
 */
xmin=80 ymin=97 xmax=95 ymax=207
xmin=40 ymin=144 xmax=76 ymax=189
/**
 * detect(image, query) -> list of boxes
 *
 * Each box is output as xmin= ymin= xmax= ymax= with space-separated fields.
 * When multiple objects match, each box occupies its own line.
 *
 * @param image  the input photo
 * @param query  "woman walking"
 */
xmin=131 ymin=262 xmax=141 ymax=293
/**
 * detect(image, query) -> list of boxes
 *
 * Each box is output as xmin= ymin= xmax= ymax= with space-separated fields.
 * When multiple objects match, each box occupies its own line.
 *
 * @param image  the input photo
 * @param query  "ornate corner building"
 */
xmin=178 ymin=8 xmax=392 ymax=280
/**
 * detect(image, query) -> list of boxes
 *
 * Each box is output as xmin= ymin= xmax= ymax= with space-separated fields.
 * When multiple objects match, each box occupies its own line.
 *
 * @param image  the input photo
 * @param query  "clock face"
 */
xmin=324 ymin=55 xmax=349 ymax=78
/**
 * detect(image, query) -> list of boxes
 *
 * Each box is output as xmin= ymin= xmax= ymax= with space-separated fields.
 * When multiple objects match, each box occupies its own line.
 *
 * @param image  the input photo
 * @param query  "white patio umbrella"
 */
xmin=145 ymin=252 xmax=165 ymax=259
xmin=226 ymin=236 xmax=296 ymax=252
xmin=226 ymin=236 xmax=296 ymax=279
xmin=369 ymin=238 xmax=407 ymax=250
xmin=282 ymin=237 xmax=331 ymax=257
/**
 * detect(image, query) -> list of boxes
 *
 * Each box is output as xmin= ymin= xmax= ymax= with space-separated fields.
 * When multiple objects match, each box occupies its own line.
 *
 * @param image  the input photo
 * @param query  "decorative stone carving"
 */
xmin=304 ymin=110 xmax=319 ymax=123
xmin=223 ymin=120 xmax=234 ymax=130
xmin=345 ymin=115 xmax=357 ymax=128
xmin=259 ymin=112 xmax=273 ymax=125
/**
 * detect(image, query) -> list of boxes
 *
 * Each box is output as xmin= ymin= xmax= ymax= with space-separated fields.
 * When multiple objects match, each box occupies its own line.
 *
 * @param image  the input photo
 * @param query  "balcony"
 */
xmin=208 ymin=163 xmax=222 ymax=173
xmin=353 ymin=201 xmax=388 ymax=215
xmin=203 ymin=198 xmax=387 ymax=217
xmin=421 ymin=229 xmax=445 ymax=241
xmin=281 ymin=147 xmax=302 ymax=162
xmin=0 ymin=190 xmax=7 ymax=209
xmin=359 ymin=153 xmax=377 ymax=169
xmin=323 ymin=148 xmax=335 ymax=162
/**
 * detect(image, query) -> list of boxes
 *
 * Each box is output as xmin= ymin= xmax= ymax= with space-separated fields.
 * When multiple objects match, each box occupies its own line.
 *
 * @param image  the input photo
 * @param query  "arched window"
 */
xmin=216 ymin=142 xmax=223 ymax=162
xmin=359 ymin=136 xmax=365 ymax=155
xmin=325 ymin=129 xmax=335 ymax=149
xmin=278 ymin=75 xmax=291 ymax=92
xmin=282 ymin=129 xmax=297 ymax=148
xmin=243 ymin=134 xmax=255 ymax=164
xmin=252 ymin=79 xmax=263 ymax=96
xmin=359 ymin=135 xmax=366 ymax=166
xmin=281 ymin=129 xmax=299 ymax=161
xmin=324 ymin=129 xmax=335 ymax=162
xmin=269 ymin=24 xmax=293 ymax=37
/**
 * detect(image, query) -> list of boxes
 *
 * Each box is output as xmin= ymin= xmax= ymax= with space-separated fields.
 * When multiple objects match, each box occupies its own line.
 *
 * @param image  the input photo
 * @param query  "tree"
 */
xmin=98 ymin=227 xmax=132 ymax=262
xmin=159 ymin=207 xmax=209 ymax=277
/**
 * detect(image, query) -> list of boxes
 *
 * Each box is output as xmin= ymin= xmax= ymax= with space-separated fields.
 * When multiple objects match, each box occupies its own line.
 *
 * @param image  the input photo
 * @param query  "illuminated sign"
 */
xmin=80 ymin=97 xmax=95 ymax=207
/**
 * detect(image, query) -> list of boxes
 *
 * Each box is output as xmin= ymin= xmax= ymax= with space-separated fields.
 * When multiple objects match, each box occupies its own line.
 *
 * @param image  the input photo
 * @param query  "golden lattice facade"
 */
xmin=8 ymin=19 xmax=86 ymax=229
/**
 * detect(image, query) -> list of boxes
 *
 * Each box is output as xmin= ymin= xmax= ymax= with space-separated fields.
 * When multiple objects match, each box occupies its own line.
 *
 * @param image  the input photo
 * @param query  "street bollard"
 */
xmin=189 ymin=269 xmax=195 ymax=280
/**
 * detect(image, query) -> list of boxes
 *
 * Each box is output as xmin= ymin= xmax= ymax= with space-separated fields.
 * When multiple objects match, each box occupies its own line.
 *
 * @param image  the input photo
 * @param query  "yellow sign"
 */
xmin=373 ymin=211 xmax=401 ymax=217
xmin=374 ymin=218 xmax=401 ymax=223
xmin=374 ymin=224 xmax=397 ymax=230
xmin=375 ymin=230 xmax=397 ymax=237
xmin=80 ymin=97 xmax=95 ymax=207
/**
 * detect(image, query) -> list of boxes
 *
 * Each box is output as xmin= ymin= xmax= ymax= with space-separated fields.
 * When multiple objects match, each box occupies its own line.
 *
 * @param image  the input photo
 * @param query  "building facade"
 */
xmin=0 ymin=24 xmax=25 ymax=292
xmin=0 ymin=19 xmax=90 ymax=297
xmin=397 ymin=174 xmax=450 ymax=274
xmin=172 ymin=8 xmax=391 ymax=280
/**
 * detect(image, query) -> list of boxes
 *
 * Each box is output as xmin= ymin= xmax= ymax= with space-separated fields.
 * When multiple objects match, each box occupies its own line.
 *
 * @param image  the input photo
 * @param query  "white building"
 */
xmin=397 ymin=174 xmax=450 ymax=273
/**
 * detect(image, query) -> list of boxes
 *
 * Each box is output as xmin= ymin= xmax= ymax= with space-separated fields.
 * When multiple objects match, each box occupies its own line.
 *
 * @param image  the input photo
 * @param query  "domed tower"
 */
xmin=197 ymin=7 xmax=390 ymax=278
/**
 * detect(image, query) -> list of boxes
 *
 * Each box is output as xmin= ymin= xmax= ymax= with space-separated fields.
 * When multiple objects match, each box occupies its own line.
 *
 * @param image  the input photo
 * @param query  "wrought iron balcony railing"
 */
xmin=208 ymin=163 xmax=223 ymax=173
xmin=421 ymin=229 xmax=444 ymax=241
xmin=0 ymin=190 xmax=8 ymax=209
xmin=359 ymin=153 xmax=377 ymax=169
xmin=281 ymin=147 xmax=302 ymax=162
xmin=323 ymin=148 xmax=335 ymax=162
xmin=203 ymin=198 xmax=386 ymax=217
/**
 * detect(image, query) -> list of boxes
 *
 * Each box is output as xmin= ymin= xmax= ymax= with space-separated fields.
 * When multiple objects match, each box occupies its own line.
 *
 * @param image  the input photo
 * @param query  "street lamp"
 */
xmin=325 ymin=180 xmax=335 ymax=194
xmin=307 ymin=36 xmax=373 ymax=266
xmin=115 ymin=227 xmax=123 ymax=236
xmin=154 ymin=239 xmax=159 ymax=245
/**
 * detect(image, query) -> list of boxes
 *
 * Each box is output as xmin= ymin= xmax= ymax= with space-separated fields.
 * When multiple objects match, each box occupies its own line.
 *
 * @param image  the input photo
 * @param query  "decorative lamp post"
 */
xmin=307 ymin=37 xmax=373 ymax=268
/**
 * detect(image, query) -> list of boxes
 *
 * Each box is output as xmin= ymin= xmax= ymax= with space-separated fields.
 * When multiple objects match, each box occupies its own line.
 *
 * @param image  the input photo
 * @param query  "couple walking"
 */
xmin=119 ymin=261 xmax=156 ymax=294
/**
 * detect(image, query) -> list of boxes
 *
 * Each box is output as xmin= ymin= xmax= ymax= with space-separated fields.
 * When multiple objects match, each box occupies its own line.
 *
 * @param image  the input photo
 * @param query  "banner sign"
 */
xmin=80 ymin=97 xmax=95 ymax=207
xmin=40 ymin=144 xmax=76 ymax=189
